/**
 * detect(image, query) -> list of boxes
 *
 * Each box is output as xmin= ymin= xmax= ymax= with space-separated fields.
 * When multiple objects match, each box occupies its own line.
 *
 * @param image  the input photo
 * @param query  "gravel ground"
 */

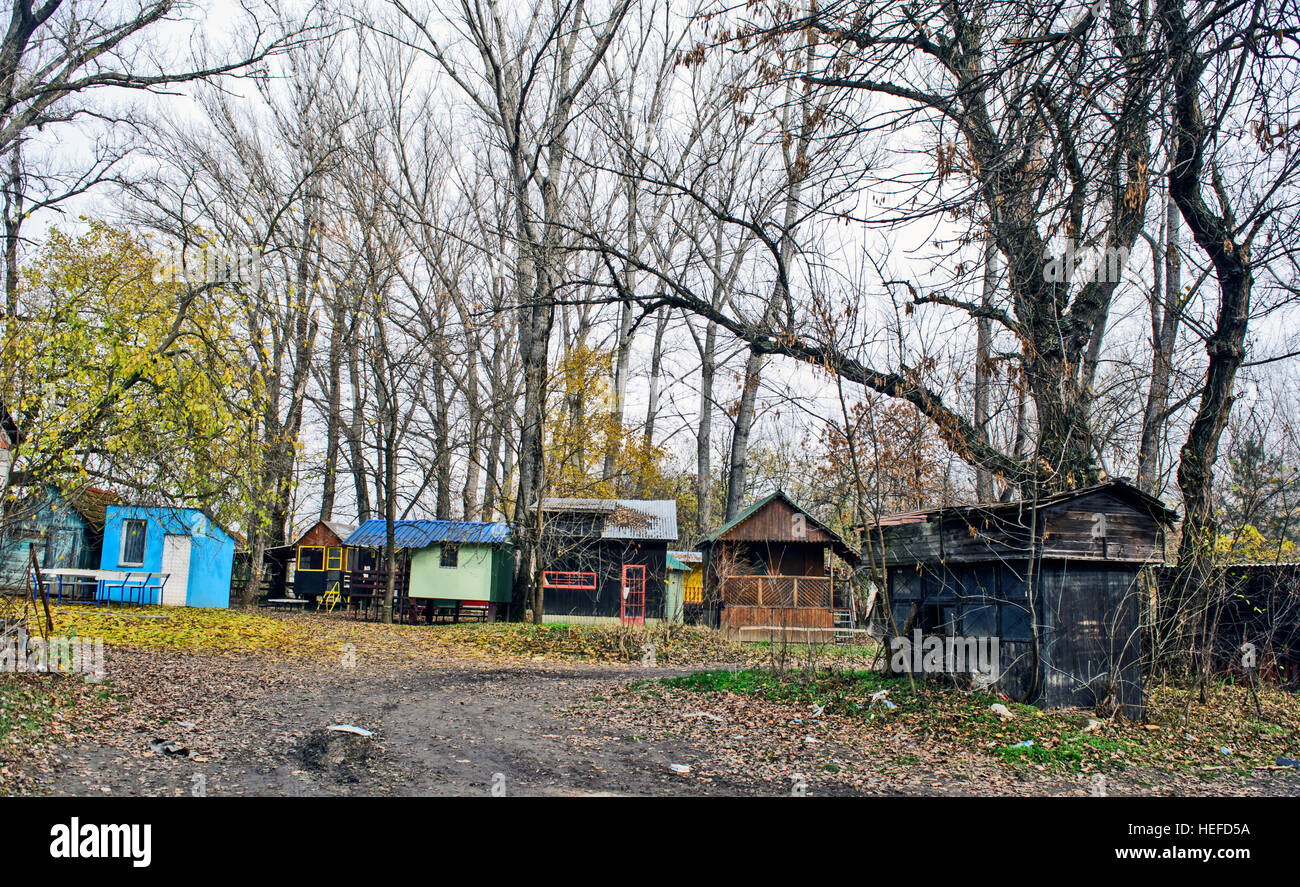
xmin=15 ymin=647 xmax=1300 ymax=797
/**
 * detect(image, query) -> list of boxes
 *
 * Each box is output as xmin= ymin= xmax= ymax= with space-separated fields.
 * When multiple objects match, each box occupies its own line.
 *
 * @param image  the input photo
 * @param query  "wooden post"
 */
xmin=27 ymin=545 xmax=53 ymax=640
xmin=793 ymin=576 xmax=799 ymax=607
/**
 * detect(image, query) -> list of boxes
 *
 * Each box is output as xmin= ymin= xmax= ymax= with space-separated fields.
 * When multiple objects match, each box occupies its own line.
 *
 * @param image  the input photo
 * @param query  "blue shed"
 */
xmin=99 ymin=506 xmax=235 ymax=608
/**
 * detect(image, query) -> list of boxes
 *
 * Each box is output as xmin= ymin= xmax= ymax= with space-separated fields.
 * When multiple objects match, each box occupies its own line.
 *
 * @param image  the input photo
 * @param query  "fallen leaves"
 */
xmin=43 ymin=605 xmax=754 ymax=668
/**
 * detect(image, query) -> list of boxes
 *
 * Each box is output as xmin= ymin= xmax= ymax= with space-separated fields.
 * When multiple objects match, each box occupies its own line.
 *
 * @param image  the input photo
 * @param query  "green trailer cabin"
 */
xmin=374 ymin=520 xmax=513 ymax=619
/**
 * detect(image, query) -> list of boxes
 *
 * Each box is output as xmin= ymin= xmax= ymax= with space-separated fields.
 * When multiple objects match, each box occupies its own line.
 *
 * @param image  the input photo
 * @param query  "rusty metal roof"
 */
xmin=869 ymin=479 xmax=1178 ymax=529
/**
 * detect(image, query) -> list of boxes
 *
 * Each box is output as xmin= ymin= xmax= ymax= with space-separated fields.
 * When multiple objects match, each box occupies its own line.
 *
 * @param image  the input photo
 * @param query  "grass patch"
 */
xmin=661 ymin=668 xmax=895 ymax=713
xmin=656 ymin=668 xmax=1300 ymax=776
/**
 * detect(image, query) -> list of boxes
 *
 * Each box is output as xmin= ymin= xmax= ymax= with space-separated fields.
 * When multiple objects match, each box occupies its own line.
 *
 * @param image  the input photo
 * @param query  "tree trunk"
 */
xmin=432 ymin=359 xmax=452 ymax=520
xmin=725 ymin=350 xmax=763 ymax=521
xmin=1136 ymin=194 xmax=1183 ymax=493
xmin=642 ymin=306 xmax=668 ymax=452
xmin=603 ymin=290 xmax=634 ymax=481
xmin=974 ymin=239 xmax=996 ymax=502
xmin=462 ymin=346 xmax=482 ymax=520
xmin=3 ymin=139 xmax=22 ymax=319
xmin=1160 ymin=0 xmax=1254 ymax=659
xmin=242 ymin=527 xmax=267 ymax=609
xmin=696 ymin=319 xmax=717 ymax=534
xmin=346 ymin=332 xmax=372 ymax=521
xmin=320 ymin=296 xmax=346 ymax=520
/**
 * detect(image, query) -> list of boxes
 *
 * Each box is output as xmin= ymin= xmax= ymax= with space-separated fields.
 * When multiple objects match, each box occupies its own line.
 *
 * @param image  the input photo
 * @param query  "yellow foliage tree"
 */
xmin=1214 ymin=524 xmax=1296 ymax=564
xmin=542 ymin=343 xmax=668 ymax=499
xmin=1 ymin=222 xmax=264 ymax=527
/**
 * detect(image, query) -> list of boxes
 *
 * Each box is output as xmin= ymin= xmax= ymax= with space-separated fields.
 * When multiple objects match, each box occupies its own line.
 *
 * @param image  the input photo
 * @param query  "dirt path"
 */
xmin=27 ymin=648 xmax=1300 ymax=797
xmin=37 ymin=651 xmax=771 ymax=797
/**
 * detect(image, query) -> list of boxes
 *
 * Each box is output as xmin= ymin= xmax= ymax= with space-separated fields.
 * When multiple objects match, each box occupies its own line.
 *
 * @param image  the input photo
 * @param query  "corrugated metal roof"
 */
xmin=343 ymin=519 xmax=512 ymax=548
xmin=603 ymin=500 xmax=677 ymax=541
xmin=537 ymin=498 xmax=617 ymax=514
xmin=668 ymin=549 xmax=702 ymax=564
xmin=536 ymin=497 xmax=678 ymax=541
xmin=666 ymin=553 xmax=690 ymax=571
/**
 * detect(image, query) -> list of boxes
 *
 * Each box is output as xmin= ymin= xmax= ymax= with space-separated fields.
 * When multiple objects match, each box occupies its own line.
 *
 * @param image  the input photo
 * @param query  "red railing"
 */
xmin=542 ymin=571 xmax=597 ymax=590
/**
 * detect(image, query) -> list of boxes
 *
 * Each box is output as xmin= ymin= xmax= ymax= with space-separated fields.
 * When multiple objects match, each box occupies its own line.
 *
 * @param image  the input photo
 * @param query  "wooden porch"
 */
xmin=719 ymin=574 xmax=832 ymax=608
xmin=718 ymin=575 xmax=836 ymax=641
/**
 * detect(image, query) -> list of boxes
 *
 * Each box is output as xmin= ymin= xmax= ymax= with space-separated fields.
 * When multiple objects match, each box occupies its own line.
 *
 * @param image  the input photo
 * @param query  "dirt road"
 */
xmin=27 ymin=649 xmax=1300 ymax=797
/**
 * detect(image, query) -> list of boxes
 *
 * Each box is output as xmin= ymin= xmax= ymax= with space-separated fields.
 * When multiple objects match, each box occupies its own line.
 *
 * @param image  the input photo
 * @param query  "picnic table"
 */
xmin=263 ymin=598 xmax=307 ymax=611
xmin=36 ymin=569 xmax=170 ymax=606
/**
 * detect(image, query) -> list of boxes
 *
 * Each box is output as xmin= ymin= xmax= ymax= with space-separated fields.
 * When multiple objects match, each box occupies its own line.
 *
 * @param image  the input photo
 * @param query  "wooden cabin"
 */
xmin=0 ymin=486 xmax=117 ymax=594
xmin=698 ymin=491 xmax=861 ymax=641
xmin=866 ymin=480 xmax=1176 ymax=717
xmin=533 ymin=498 xmax=678 ymax=625
xmin=266 ymin=519 xmax=356 ymax=605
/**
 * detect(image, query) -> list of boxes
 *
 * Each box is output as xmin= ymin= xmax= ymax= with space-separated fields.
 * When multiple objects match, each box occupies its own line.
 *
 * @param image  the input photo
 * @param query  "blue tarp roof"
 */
xmin=343 ymin=519 xmax=512 ymax=548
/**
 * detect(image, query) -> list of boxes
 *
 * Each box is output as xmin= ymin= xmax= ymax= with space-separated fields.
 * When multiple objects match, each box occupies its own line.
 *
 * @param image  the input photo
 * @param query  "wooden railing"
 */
xmin=720 ymin=575 xmax=831 ymax=609
xmin=343 ymin=565 xmax=410 ymax=600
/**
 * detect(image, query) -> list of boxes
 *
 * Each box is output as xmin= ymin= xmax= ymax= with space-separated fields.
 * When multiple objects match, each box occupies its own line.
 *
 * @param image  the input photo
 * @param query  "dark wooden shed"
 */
xmin=266 ymin=519 xmax=356 ymax=604
xmin=866 ymin=480 xmax=1175 ymax=717
xmin=1157 ymin=562 xmax=1300 ymax=689
xmin=533 ymin=498 xmax=678 ymax=625
xmin=698 ymin=490 xmax=861 ymax=642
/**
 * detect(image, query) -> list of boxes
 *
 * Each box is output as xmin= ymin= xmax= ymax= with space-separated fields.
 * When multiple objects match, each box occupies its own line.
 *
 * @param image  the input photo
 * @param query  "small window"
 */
xmin=543 ymin=571 xmax=596 ymax=590
xmin=326 ymin=547 xmax=343 ymax=570
xmin=1001 ymin=603 xmax=1034 ymax=641
xmin=892 ymin=567 xmax=922 ymax=601
xmin=120 ymin=519 xmax=147 ymax=566
xmin=963 ymin=604 xmax=997 ymax=636
xmin=297 ymin=546 xmax=325 ymax=572
xmin=440 ymin=543 xmax=459 ymax=568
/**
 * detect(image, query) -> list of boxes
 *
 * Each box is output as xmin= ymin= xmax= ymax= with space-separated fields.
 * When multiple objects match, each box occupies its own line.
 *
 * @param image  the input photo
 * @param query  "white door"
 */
xmin=160 ymin=535 xmax=192 ymax=607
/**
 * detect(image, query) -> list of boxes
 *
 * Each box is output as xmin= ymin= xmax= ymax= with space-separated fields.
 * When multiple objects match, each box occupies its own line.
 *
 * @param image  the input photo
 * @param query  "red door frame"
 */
xmin=621 ymin=564 xmax=646 ymax=626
